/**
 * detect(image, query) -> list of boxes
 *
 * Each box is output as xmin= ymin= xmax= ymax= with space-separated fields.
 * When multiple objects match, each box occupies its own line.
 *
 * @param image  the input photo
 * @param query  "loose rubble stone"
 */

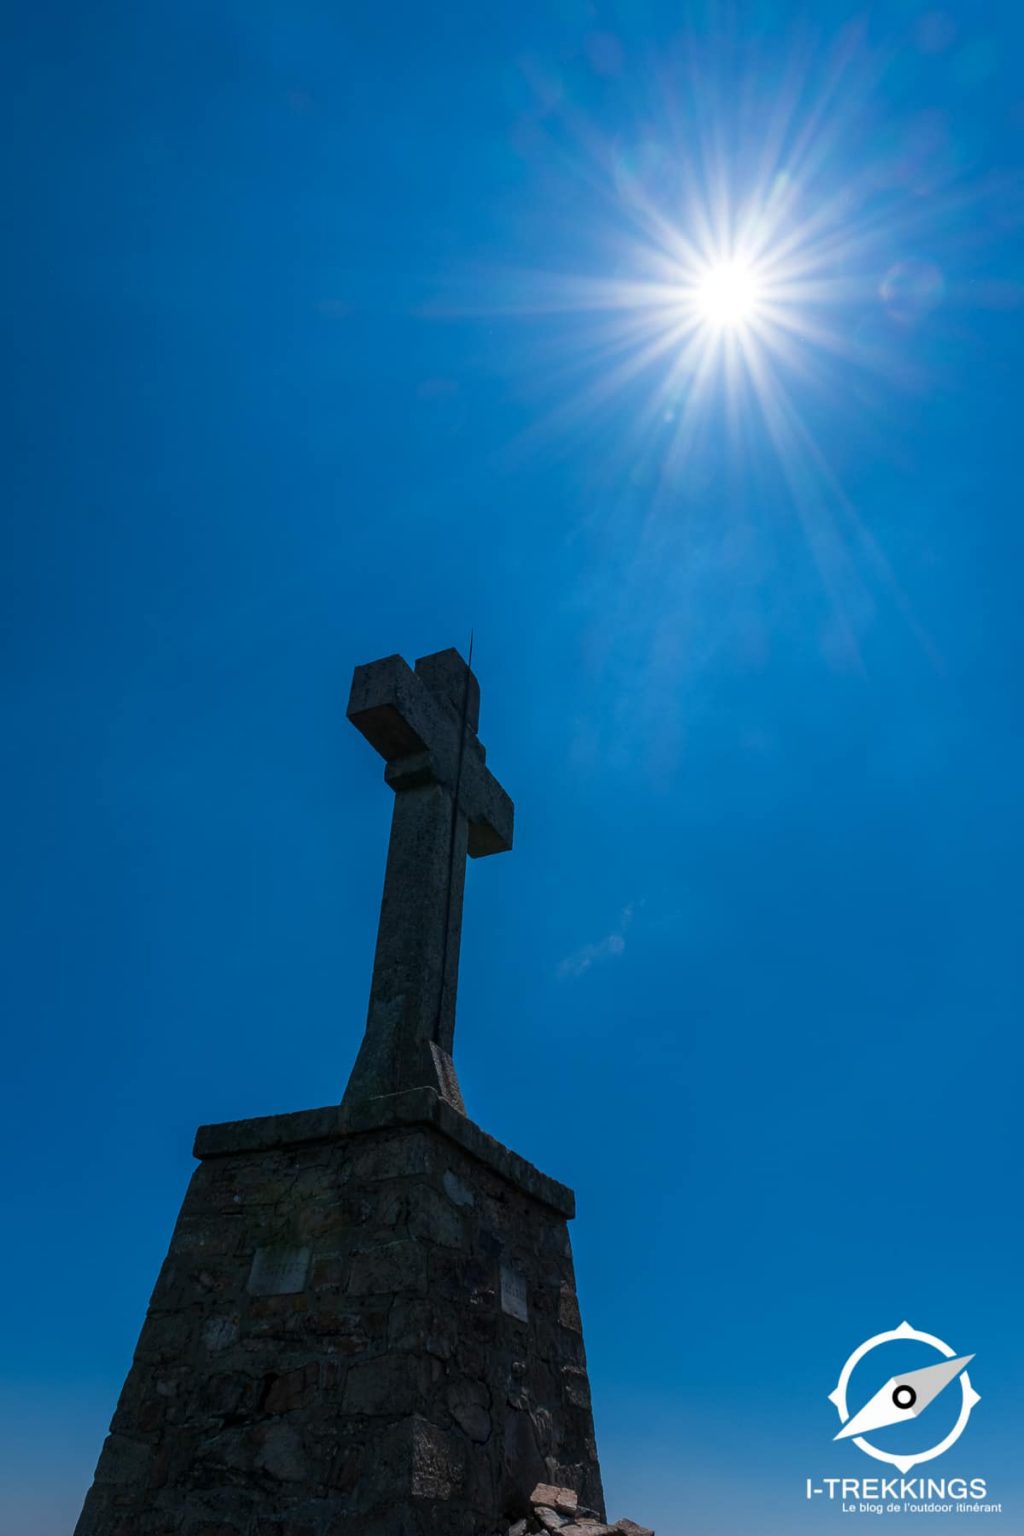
xmin=531 ymin=1483 xmax=578 ymax=1513
xmin=499 ymin=1510 xmax=654 ymax=1536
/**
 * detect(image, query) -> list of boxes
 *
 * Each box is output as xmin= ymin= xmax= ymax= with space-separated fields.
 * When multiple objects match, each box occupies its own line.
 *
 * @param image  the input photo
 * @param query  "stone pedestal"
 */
xmin=75 ymin=1090 xmax=604 ymax=1536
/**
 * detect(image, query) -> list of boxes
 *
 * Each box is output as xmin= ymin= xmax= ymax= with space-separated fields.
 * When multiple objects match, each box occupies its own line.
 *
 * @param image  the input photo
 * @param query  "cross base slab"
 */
xmin=192 ymin=1087 xmax=575 ymax=1218
xmin=75 ymin=1095 xmax=601 ymax=1536
xmin=340 ymin=1029 xmax=468 ymax=1119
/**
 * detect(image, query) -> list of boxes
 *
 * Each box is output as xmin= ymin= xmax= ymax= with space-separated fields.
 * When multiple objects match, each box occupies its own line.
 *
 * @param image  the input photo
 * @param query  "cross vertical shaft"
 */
xmin=341 ymin=649 xmax=513 ymax=1115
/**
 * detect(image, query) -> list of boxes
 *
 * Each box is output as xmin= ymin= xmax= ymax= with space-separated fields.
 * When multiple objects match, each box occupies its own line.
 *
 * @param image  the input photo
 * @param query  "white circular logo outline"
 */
xmin=829 ymin=1320 xmax=981 ymax=1474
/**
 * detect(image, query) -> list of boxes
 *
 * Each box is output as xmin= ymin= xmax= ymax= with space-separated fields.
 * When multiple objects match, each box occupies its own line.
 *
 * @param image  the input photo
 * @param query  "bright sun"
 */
xmin=694 ymin=260 xmax=761 ymax=328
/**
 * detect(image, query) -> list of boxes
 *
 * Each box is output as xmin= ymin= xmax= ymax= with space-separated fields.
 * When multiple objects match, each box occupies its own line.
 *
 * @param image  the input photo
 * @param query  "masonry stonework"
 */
xmin=75 ymin=1093 xmax=604 ymax=1536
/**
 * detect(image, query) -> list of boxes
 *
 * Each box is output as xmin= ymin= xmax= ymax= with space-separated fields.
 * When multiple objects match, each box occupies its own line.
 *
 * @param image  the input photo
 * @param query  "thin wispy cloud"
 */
xmin=558 ymin=903 xmax=635 ymax=979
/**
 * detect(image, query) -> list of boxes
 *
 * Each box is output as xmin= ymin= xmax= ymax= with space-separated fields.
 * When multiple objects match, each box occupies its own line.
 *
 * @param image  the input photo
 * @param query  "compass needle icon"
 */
xmin=835 ymin=1354 xmax=975 ymax=1441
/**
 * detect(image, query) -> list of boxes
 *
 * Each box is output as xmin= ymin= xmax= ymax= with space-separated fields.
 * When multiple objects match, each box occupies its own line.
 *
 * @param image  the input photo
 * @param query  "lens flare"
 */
xmin=435 ymin=22 xmax=959 ymax=597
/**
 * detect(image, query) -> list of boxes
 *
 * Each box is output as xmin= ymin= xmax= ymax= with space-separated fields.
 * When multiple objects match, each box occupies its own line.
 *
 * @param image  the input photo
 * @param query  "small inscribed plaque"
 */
xmin=247 ymin=1245 xmax=311 ymax=1297
xmin=500 ymin=1263 xmax=529 ymax=1322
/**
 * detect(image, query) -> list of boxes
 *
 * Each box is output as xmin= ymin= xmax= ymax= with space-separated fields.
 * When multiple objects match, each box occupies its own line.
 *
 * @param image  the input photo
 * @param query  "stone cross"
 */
xmin=341 ymin=648 xmax=514 ymax=1115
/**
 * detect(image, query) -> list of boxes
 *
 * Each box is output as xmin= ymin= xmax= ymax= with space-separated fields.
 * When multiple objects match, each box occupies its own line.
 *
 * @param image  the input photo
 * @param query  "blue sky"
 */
xmin=2 ymin=2 xmax=1023 ymax=1532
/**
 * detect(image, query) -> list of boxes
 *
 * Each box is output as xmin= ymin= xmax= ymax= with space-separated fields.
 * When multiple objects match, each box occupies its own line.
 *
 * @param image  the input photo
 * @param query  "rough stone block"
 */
xmin=445 ymin=1377 xmax=492 ymax=1443
xmin=93 ymin=1434 xmax=153 ymax=1487
xmin=254 ymin=1423 xmax=307 ymax=1482
xmin=263 ymin=1362 xmax=320 ymax=1415
xmin=407 ymin=1416 xmax=466 ymax=1500
xmin=348 ymin=1238 xmax=427 ymax=1296
xmin=342 ymin=1353 xmax=424 ymax=1417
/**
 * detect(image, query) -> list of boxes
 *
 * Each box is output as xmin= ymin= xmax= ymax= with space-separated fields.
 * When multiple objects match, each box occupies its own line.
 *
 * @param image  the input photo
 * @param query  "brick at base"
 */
xmin=75 ymin=1094 xmax=604 ymax=1535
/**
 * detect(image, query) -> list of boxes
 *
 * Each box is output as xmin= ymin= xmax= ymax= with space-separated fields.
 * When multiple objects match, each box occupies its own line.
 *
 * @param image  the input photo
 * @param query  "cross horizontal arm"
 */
xmin=347 ymin=654 xmax=450 ymax=764
xmin=463 ymin=755 xmax=514 ymax=857
xmin=347 ymin=652 xmax=514 ymax=858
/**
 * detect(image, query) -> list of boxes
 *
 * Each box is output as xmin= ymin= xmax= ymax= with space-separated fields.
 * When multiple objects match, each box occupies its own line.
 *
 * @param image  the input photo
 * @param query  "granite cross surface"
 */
xmin=341 ymin=648 xmax=513 ymax=1115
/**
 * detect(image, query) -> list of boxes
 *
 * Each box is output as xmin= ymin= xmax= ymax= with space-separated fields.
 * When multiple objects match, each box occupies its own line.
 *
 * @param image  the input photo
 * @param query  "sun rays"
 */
xmin=442 ymin=28 xmax=950 ymax=502
xmin=418 ymin=27 xmax=979 ymax=684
